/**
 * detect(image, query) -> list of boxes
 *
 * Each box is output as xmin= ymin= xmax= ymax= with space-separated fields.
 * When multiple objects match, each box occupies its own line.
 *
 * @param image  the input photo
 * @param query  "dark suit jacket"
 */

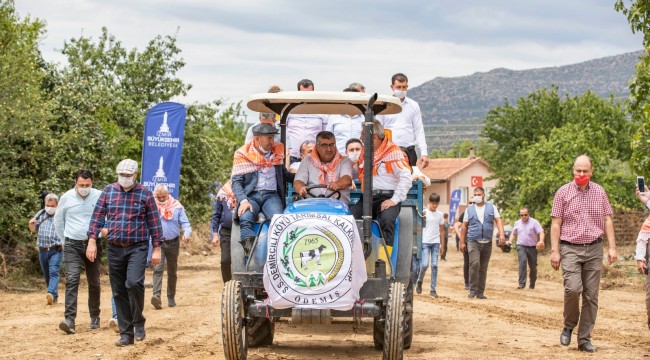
xmin=231 ymin=165 xmax=294 ymax=218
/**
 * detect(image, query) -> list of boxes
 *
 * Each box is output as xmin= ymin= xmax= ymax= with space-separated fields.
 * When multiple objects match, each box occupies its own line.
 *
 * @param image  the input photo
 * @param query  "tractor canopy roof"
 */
xmin=246 ymin=91 xmax=402 ymax=116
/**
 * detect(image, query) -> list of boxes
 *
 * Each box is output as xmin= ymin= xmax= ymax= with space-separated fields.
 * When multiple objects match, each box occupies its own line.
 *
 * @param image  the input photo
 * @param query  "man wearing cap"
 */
xmin=87 ymin=159 xmax=163 ymax=347
xmin=54 ymin=169 xmax=102 ymax=335
xmin=376 ymin=73 xmax=429 ymax=168
xmin=293 ymin=131 xmax=353 ymax=205
xmin=245 ymin=112 xmax=281 ymax=143
xmin=150 ymin=184 xmax=191 ymax=310
xmin=231 ymin=123 xmax=294 ymax=254
xmin=287 ymin=79 xmax=328 ymax=164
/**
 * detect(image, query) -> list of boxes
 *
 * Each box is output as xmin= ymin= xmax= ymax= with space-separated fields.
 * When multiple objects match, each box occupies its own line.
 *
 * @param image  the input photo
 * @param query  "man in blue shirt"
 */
xmin=151 ymin=184 xmax=192 ymax=310
xmin=53 ymin=169 xmax=102 ymax=335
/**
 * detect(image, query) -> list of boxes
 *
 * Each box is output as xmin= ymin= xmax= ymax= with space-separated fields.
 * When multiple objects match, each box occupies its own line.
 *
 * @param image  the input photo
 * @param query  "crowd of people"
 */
xmin=30 ymin=161 xmax=193 ymax=346
xmin=30 ymin=72 xmax=648 ymax=354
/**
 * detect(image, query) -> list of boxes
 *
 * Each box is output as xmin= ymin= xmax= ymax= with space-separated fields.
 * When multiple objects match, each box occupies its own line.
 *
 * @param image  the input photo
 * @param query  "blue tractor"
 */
xmin=221 ymin=92 xmax=424 ymax=360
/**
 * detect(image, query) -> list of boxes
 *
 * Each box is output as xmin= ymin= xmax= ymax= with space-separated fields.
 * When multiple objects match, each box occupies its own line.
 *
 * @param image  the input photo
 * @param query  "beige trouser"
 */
xmin=560 ymin=242 xmax=603 ymax=345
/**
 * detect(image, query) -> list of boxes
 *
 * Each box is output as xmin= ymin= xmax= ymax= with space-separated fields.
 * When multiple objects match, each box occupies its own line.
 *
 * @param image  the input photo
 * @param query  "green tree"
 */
xmin=181 ymin=101 xmax=244 ymax=222
xmin=0 ymin=0 xmax=53 ymax=248
xmin=482 ymin=88 xmax=635 ymax=225
xmin=616 ymin=1 xmax=650 ymax=174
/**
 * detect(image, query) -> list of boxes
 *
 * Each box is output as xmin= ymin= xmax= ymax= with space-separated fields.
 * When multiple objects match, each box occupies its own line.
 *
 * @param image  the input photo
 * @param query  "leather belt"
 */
xmin=372 ymin=190 xmax=394 ymax=196
xmin=39 ymin=245 xmax=62 ymax=252
xmin=65 ymin=237 xmax=88 ymax=245
xmin=560 ymin=238 xmax=602 ymax=246
xmin=108 ymin=241 xmax=143 ymax=248
xmin=164 ymin=237 xmax=179 ymax=243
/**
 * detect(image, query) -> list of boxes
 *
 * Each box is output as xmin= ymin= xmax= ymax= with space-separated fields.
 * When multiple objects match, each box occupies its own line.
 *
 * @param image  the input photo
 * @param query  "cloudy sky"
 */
xmin=15 ymin=0 xmax=643 ymax=120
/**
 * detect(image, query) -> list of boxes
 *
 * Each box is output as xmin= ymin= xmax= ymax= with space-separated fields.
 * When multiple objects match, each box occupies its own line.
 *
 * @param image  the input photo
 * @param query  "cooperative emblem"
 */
xmin=265 ymin=214 xmax=357 ymax=308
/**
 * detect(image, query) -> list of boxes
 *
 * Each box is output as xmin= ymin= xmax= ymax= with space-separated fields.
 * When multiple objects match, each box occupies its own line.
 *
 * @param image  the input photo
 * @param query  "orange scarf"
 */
xmin=231 ymin=137 xmax=284 ymax=176
xmin=308 ymin=149 xmax=344 ymax=185
xmin=156 ymin=195 xmax=183 ymax=221
xmin=358 ymin=132 xmax=410 ymax=190
xmin=216 ymin=180 xmax=237 ymax=212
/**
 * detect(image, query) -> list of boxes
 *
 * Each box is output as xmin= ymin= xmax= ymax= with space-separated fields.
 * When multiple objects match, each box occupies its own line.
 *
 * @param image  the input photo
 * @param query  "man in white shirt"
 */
xmin=289 ymin=140 xmax=315 ymax=173
xmin=327 ymin=87 xmax=364 ymax=154
xmin=287 ymin=79 xmax=328 ymax=164
xmin=460 ymin=187 xmax=506 ymax=299
xmin=376 ymin=73 xmax=429 ymax=168
xmin=350 ymin=120 xmax=411 ymax=247
xmin=416 ymin=193 xmax=445 ymax=298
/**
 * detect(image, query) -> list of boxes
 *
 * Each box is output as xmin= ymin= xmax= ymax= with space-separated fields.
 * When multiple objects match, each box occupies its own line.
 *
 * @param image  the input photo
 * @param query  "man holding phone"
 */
xmin=550 ymin=155 xmax=617 ymax=353
xmin=634 ymin=182 xmax=650 ymax=329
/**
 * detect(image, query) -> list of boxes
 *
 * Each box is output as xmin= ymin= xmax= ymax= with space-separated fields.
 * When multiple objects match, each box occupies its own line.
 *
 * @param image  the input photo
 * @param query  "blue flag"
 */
xmin=141 ymin=102 xmax=187 ymax=198
xmin=449 ymin=189 xmax=461 ymax=225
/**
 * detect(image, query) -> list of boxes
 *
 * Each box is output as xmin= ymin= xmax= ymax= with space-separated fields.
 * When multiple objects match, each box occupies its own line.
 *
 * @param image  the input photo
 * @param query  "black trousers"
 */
xmin=463 ymin=246 xmax=470 ymax=287
xmin=219 ymin=227 xmax=232 ymax=283
xmin=63 ymin=239 xmax=101 ymax=322
xmin=351 ymin=194 xmax=401 ymax=246
xmin=441 ymin=232 xmax=449 ymax=259
xmin=107 ymin=241 xmax=148 ymax=338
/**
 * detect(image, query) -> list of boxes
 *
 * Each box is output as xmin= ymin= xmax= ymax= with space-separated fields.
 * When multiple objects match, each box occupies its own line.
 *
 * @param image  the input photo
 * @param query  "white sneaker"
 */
xmin=108 ymin=318 xmax=119 ymax=333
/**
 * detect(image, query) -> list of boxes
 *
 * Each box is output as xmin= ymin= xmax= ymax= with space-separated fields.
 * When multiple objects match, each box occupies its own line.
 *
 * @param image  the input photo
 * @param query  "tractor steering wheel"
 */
xmin=303 ymin=184 xmax=341 ymax=200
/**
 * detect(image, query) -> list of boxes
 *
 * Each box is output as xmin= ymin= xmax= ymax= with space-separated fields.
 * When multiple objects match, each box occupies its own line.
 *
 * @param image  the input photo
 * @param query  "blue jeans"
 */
xmin=112 ymin=297 xmax=117 ymax=319
xmin=417 ymin=243 xmax=440 ymax=292
xmin=39 ymin=248 xmax=62 ymax=300
xmin=239 ymin=190 xmax=283 ymax=240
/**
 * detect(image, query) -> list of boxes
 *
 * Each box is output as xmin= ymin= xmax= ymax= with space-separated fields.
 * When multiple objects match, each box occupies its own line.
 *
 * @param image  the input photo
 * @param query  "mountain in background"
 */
xmin=409 ymin=50 xmax=643 ymax=150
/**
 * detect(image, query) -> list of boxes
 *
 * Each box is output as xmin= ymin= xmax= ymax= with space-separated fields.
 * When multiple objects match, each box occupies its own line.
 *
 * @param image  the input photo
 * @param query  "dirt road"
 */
xmin=1 ymin=240 xmax=649 ymax=359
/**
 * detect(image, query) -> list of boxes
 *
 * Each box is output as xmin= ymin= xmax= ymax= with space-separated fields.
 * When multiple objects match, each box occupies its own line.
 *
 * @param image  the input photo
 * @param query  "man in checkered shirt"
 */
xmin=550 ymin=155 xmax=618 ymax=353
xmin=87 ymin=159 xmax=163 ymax=347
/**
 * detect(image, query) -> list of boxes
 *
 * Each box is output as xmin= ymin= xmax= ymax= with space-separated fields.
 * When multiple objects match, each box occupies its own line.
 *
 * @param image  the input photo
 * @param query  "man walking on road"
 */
xmin=87 ymin=159 xmax=163 ymax=346
xmin=53 ymin=169 xmax=102 ymax=334
xmin=460 ymin=188 xmax=505 ymax=299
xmin=507 ymin=207 xmax=544 ymax=289
xmin=151 ymin=184 xmax=192 ymax=310
xmin=551 ymin=155 xmax=617 ymax=353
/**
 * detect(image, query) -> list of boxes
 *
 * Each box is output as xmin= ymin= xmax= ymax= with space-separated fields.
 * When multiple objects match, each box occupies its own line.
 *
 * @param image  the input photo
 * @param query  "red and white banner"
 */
xmin=471 ymin=176 xmax=483 ymax=187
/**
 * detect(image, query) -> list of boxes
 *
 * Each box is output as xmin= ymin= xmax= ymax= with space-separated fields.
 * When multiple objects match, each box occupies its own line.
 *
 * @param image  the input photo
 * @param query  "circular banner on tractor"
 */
xmin=263 ymin=213 xmax=367 ymax=310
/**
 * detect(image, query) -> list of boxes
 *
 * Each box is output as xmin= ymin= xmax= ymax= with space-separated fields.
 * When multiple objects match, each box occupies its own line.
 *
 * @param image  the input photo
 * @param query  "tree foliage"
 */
xmin=0 ymin=2 xmax=244 ymax=254
xmin=0 ymin=1 xmax=52 ymax=247
xmin=482 ymin=88 xmax=636 ymax=226
xmin=615 ymin=0 xmax=650 ymax=173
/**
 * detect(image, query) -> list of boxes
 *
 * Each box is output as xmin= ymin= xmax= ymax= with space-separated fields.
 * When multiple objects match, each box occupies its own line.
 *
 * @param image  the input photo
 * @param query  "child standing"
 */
xmin=417 ymin=193 xmax=445 ymax=297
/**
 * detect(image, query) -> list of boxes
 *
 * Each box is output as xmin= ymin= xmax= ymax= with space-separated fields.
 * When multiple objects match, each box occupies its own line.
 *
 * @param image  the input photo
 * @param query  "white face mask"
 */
xmin=472 ymin=195 xmax=484 ymax=203
xmin=348 ymin=152 xmax=361 ymax=162
xmin=76 ymin=186 xmax=91 ymax=197
xmin=118 ymin=176 xmax=135 ymax=189
xmin=45 ymin=207 xmax=56 ymax=215
xmin=393 ymin=89 xmax=407 ymax=99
